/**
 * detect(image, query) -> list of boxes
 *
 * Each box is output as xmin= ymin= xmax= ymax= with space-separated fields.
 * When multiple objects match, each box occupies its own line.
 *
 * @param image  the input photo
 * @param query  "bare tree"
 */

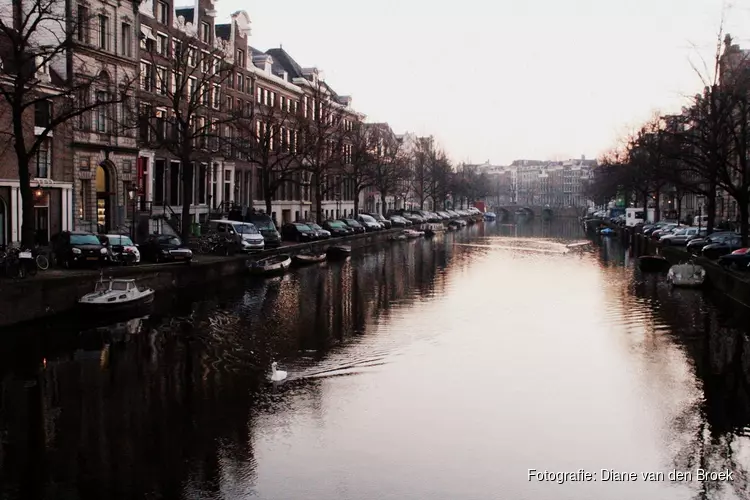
xmin=234 ymin=98 xmax=302 ymax=215
xmin=138 ymin=30 xmax=234 ymax=239
xmin=343 ymin=121 xmax=375 ymax=215
xmin=408 ymin=136 xmax=434 ymax=209
xmin=0 ymin=0 xmax=134 ymax=246
xmin=296 ymin=80 xmax=347 ymax=221
xmin=426 ymin=150 xmax=452 ymax=210
xmin=368 ymin=125 xmax=409 ymax=216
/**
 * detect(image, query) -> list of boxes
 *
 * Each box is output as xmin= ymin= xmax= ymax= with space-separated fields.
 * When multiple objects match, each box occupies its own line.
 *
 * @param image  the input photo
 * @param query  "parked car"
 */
xmin=367 ymin=213 xmax=392 ymax=229
xmin=702 ymin=234 xmax=743 ymax=259
xmin=321 ymin=220 xmax=354 ymax=237
xmin=659 ymin=227 xmax=705 ymax=246
xmin=402 ymin=213 xmax=425 ymax=224
xmin=340 ymin=218 xmax=366 ymax=234
xmin=51 ymin=231 xmax=107 ymax=269
xmin=102 ymin=234 xmax=140 ymax=264
xmin=686 ymin=231 xmax=736 ymax=255
xmin=207 ymin=219 xmax=260 ymax=253
xmin=446 ymin=210 xmax=461 ymax=218
xmin=248 ymin=213 xmax=282 ymax=248
xmin=357 ymin=214 xmax=383 ymax=232
xmin=281 ymin=222 xmax=318 ymax=243
xmin=650 ymin=224 xmax=681 ymax=240
xmin=302 ymin=221 xmax=331 ymax=239
xmin=388 ymin=215 xmax=412 ymax=228
xmin=718 ymin=248 xmax=750 ymax=270
xmin=140 ymin=234 xmax=193 ymax=264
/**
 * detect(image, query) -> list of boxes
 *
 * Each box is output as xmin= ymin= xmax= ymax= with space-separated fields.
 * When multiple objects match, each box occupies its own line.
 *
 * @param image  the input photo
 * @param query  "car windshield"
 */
xmin=294 ymin=224 xmax=312 ymax=231
xmin=251 ymin=219 xmax=275 ymax=230
xmin=327 ymin=221 xmax=346 ymax=228
xmin=371 ymin=214 xmax=385 ymax=221
xmin=307 ymin=223 xmax=323 ymax=230
xmin=345 ymin=219 xmax=362 ymax=227
xmin=360 ymin=215 xmax=376 ymax=223
xmin=673 ymin=229 xmax=687 ymax=236
xmin=70 ymin=234 xmax=101 ymax=245
xmin=157 ymin=236 xmax=182 ymax=246
xmin=107 ymin=235 xmax=134 ymax=246
xmin=234 ymin=223 xmax=259 ymax=234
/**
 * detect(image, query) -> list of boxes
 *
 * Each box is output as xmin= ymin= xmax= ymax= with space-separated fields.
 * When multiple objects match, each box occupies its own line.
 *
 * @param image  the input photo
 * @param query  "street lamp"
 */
xmin=127 ymin=188 xmax=136 ymax=240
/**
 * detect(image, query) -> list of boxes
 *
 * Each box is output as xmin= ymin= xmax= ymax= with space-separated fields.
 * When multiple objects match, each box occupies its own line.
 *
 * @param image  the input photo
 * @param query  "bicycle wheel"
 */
xmin=36 ymin=254 xmax=49 ymax=270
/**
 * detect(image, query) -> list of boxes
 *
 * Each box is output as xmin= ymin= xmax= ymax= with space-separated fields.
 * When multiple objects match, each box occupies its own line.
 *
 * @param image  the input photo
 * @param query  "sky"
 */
xmin=215 ymin=0 xmax=750 ymax=165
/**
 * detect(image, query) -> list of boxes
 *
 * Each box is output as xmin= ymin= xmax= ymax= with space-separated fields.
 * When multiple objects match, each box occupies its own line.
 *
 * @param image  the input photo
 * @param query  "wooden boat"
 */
xmin=292 ymin=250 xmax=327 ymax=265
xmin=403 ymin=229 xmax=424 ymax=239
xmin=637 ymin=255 xmax=671 ymax=273
xmin=423 ymin=223 xmax=445 ymax=237
xmin=249 ymin=254 xmax=292 ymax=275
xmin=667 ymin=263 xmax=706 ymax=288
xmin=326 ymin=245 xmax=352 ymax=260
xmin=388 ymin=233 xmax=408 ymax=241
xmin=448 ymin=219 xmax=467 ymax=229
xmin=78 ymin=277 xmax=155 ymax=314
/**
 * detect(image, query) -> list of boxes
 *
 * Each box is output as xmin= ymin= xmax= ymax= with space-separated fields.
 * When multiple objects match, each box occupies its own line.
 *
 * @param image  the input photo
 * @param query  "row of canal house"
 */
xmin=0 ymin=0 xmax=382 ymax=246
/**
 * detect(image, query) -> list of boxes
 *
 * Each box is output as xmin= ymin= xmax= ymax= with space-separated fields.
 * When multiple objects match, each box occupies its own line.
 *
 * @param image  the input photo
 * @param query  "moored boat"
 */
xmin=292 ymin=250 xmax=327 ymax=265
xmin=637 ymin=255 xmax=671 ymax=273
xmin=403 ymin=229 xmax=424 ymax=239
xmin=326 ymin=245 xmax=352 ymax=260
xmin=388 ymin=233 xmax=408 ymax=241
xmin=249 ymin=254 xmax=292 ymax=275
xmin=667 ymin=263 xmax=706 ymax=288
xmin=78 ymin=277 xmax=155 ymax=315
xmin=423 ymin=223 xmax=445 ymax=237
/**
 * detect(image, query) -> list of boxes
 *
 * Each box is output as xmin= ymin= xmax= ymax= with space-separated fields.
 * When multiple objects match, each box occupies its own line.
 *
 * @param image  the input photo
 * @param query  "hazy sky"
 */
xmin=217 ymin=0 xmax=750 ymax=164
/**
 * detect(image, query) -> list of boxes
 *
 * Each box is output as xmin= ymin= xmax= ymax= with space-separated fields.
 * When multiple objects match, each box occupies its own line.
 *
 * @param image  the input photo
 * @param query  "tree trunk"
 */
xmin=263 ymin=169 xmax=273 ymax=215
xmin=380 ymin=193 xmax=387 ymax=216
xmin=353 ymin=187 xmax=360 ymax=215
xmin=313 ymin=172 xmax=322 ymax=222
xmin=676 ymin=196 xmax=682 ymax=223
xmin=653 ymin=188 xmax=661 ymax=222
xmin=19 ymin=159 xmax=35 ymax=247
xmin=642 ymin=191 xmax=649 ymax=223
xmin=706 ymin=183 xmax=716 ymax=234
xmin=180 ymin=160 xmax=194 ymax=241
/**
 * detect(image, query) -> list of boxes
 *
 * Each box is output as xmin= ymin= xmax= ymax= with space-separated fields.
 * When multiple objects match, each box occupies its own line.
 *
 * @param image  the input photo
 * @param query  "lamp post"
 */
xmin=127 ymin=188 xmax=136 ymax=240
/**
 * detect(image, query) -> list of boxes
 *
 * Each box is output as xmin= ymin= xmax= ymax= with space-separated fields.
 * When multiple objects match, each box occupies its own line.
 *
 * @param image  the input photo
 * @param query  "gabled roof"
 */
xmin=175 ymin=8 xmax=194 ymax=23
xmin=265 ymin=47 xmax=304 ymax=80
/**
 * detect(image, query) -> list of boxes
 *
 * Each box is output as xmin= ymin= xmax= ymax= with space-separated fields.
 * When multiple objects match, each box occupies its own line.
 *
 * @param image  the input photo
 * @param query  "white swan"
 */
xmin=270 ymin=362 xmax=287 ymax=382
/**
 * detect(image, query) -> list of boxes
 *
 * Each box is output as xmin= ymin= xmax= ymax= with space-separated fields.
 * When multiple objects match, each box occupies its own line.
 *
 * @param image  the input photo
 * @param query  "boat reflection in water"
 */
xmin=0 ymin=221 xmax=748 ymax=500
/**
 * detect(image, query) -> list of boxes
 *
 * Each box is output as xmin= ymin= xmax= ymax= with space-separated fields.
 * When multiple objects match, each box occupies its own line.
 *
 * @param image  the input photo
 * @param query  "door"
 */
xmin=34 ymin=207 xmax=49 ymax=245
xmin=0 ymin=199 xmax=5 ymax=247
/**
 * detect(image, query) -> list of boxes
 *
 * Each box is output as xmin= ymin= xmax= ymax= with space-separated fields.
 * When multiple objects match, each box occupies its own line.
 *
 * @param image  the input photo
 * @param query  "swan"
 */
xmin=270 ymin=362 xmax=287 ymax=382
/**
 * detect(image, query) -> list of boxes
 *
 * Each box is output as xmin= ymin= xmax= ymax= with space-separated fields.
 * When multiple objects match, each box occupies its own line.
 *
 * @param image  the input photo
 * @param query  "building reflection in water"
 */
xmin=0 ymin=220 xmax=748 ymax=499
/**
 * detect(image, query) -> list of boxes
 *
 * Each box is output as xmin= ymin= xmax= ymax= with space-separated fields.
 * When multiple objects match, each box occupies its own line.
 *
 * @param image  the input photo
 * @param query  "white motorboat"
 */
xmin=78 ymin=277 xmax=155 ymax=313
xmin=249 ymin=254 xmax=292 ymax=275
xmin=667 ymin=263 xmax=706 ymax=288
xmin=292 ymin=250 xmax=327 ymax=265
xmin=422 ymin=223 xmax=445 ymax=237
xmin=403 ymin=229 xmax=424 ymax=239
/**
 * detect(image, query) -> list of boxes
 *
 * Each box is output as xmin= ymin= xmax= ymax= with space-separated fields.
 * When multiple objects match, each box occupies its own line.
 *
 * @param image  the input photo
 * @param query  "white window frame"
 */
xmin=156 ymin=32 xmax=169 ymax=56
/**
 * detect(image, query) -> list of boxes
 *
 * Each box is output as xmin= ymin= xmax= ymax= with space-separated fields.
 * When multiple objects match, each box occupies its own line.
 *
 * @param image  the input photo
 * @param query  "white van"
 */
xmin=208 ymin=219 xmax=265 ymax=252
xmin=625 ymin=208 xmax=655 ymax=227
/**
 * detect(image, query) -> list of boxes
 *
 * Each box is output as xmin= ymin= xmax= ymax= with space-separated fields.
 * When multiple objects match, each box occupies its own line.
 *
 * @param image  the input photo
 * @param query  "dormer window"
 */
xmin=236 ymin=49 xmax=245 ymax=68
xmin=156 ymin=1 xmax=169 ymax=24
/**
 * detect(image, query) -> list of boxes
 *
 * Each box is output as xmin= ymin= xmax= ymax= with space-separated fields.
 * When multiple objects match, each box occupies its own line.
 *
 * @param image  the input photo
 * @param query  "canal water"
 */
xmin=0 ymin=220 xmax=749 ymax=500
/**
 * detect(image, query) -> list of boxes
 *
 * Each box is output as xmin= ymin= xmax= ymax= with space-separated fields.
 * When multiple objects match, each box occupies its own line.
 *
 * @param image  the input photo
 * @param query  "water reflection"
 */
xmin=0 ymin=220 xmax=748 ymax=499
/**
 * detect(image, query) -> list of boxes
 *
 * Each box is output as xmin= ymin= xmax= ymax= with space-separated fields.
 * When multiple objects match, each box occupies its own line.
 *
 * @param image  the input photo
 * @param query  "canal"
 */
xmin=0 ymin=220 xmax=748 ymax=500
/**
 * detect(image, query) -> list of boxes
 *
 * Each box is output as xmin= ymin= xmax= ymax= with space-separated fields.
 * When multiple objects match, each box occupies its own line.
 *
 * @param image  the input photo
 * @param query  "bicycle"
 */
xmin=34 ymin=245 xmax=50 ymax=271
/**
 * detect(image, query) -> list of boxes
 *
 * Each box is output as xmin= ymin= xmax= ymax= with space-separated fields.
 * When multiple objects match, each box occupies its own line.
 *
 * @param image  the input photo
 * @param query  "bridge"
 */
xmin=492 ymin=206 xmax=584 ymax=219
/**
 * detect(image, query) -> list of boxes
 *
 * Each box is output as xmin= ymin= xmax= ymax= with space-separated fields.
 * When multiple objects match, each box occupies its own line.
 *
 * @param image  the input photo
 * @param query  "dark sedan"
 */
xmin=140 ymin=235 xmax=193 ymax=264
xmin=302 ymin=221 xmax=331 ymax=239
xmin=687 ymin=231 xmax=736 ymax=255
xmin=718 ymin=248 xmax=750 ymax=270
xmin=281 ymin=222 xmax=318 ymax=243
xmin=701 ymin=235 xmax=743 ymax=259
xmin=341 ymin=218 xmax=366 ymax=234
xmin=51 ymin=231 xmax=108 ymax=268
xmin=321 ymin=220 xmax=354 ymax=237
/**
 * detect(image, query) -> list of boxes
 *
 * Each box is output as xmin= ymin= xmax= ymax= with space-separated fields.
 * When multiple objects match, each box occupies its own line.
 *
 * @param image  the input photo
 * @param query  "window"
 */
xmin=246 ymin=78 xmax=252 ymax=94
xmin=156 ymin=1 xmax=169 ymax=24
xmin=156 ymin=67 xmax=168 ymax=95
xmin=34 ymin=101 xmax=51 ymax=128
xmin=236 ymin=49 xmax=246 ymax=68
xmin=188 ymin=46 xmax=197 ymax=67
xmin=94 ymin=91 xmax=109 ymax=132
xmin=188 ymin=77 xmax=197 ymax=99
xmin=201 ymin=84 xmax=209 ymax=106
xmin=140 ymin=61 xmax=153 ymax=91
xmin=270 ymin=91 xmax=275 ymax=107
xmin=77 ymin=89 xmax=89 ymax=129
xmin=280 ymin=95 xmax=285 ymax=110
xmin=212 ymin=85 xmax=220 ymax=109
xmin=155 ymin=109 xmax=166 ymax=140
xmin=157 ymin=33 xmax=168 ymax=56
xmin=237 ymin=73 xmax=244 ymax=93
xmin=256 ymin=86 xmax=262 ymax=104
xmin=98 ymin=14 xmax=109 ymax=50
xmin=201 ymin=51 xmax=210 ymax=73
xmin=236 ymin=98 xmax=242 ymax=114
xmin=120 ymin=22 xmax=132 ymax=57
xmin=173 ymin=40 xmax=183 ymax=59
xmin=262 ymin=89 xmax=268 ymax=106
xmin=77 ymin=5 xmax=89 ymax=43
xmin=213 ymin=56 xmax=220 ymax=74
xmin=201 ymin=22 xmax=211 ymax=43
xmin=35 ymin=139 xmax=51 ymax=178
